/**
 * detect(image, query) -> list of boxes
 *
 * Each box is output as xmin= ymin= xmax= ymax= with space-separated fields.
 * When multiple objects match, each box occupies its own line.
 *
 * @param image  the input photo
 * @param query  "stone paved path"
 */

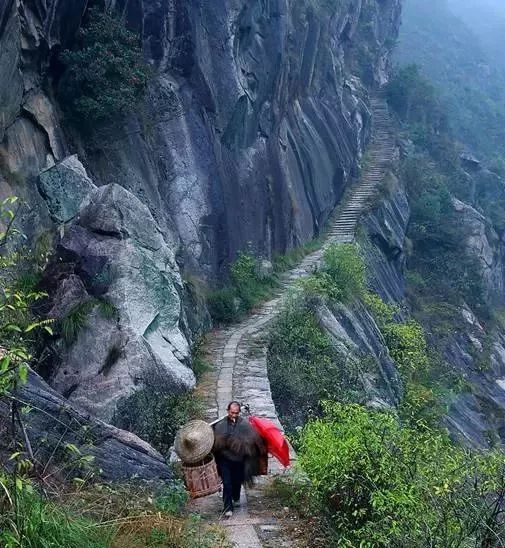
xmin=191 ymin=96 xmax=395 ymax=547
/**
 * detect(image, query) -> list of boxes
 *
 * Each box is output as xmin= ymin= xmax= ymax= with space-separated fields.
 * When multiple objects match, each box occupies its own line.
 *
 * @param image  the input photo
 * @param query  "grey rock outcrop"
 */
xmin=0 ymin=370 xmax=172 ymax=481
xmin=362 ymin=172 xmax=410 ymax=303
xmin=38 ymin=155 xmax=96 ymax=224
xmin=0 ymin=0 xmax=402 ymax=277
xmin=445 ymin=307 xmax=505 ymax=447
xmin=45 ymin=183 xmax=195 ymax=422
xmin=452 ymin=197 xmax=504 ymax=300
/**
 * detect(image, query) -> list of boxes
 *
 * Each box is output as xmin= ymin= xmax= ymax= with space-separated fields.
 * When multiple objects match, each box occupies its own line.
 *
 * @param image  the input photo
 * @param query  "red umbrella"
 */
xmin=249 ymin=416 xmax=290 ymax=467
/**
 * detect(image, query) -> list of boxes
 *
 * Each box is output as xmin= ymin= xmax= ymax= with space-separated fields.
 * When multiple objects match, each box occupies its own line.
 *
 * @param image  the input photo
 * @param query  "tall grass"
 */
xmin=0 ymin=489 xmax=114 ymax=547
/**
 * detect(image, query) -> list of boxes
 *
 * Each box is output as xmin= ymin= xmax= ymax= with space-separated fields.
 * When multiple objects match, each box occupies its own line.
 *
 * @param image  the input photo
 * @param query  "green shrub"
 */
xmin=322 ymin=244 xmax=366 ymax=302
xmin=298 ymin=401 xmax=505 ymax=547
xmin=113 ymin=388 xmax=202 ymax=456
xmin=154 ymin=480 xmax=189 ymax=514
xmin=208 ymin=252 xmax=276 ymax=324
xmin=59 ymin=8 xmax=149 ymax=126
xmin=386 ymin=64 xmax=444 ymax=131
xmin=363 ymin=291 xmax=397 ymax=325
xmin=297 ymin=272 xmax=342 ymax=301
xmin=0 ymin=488 xmax=114 ymax=548
xmin=268 ymin=303 xmax=364 ymax=432
xmin=382 ymin=320 xmax=428 ymax=376
xmin=206 ymin=288 xmax=239 ymax=324
xmin=295 ymin=244 xmax=366 ymax=304
xmin=231 ymin=252 xmax=275 ymax=309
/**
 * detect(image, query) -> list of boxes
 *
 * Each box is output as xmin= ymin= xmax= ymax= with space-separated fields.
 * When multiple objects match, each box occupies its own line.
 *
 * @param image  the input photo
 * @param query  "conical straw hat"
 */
xmin=174 ymin=420 xmax=214 ymax=464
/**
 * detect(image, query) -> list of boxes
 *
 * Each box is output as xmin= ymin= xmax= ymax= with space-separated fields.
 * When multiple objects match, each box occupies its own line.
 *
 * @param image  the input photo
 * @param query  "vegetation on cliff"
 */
xmin=396 ymin=0 xmax=505 ymax=163
xmin=269 ymin=244 xmax=505 ymax=545
xmin=58 ymin=8 xmax=149 ymax=127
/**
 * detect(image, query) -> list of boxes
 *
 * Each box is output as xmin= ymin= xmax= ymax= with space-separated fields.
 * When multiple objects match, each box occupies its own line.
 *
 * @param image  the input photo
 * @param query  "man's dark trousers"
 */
xmin=217 ymin=456 xmax=244 ymax=511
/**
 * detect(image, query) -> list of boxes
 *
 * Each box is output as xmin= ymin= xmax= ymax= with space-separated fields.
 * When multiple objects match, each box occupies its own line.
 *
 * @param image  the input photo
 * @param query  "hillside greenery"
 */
xmin=58 ymin=7 xmax=149 ymax=127
xmin=386 ymin=65 xmax=494 ymax=330
xmin=269 ymin=242 xmax=505 ymax=545
xmin=297 ymin=402 xmax=505 ymax=546
xmin=396 ymin=0 xmax=505 ymax=163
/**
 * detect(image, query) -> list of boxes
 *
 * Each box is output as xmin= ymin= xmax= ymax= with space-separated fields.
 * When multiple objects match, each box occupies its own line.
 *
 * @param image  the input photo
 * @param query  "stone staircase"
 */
xmin=192 ymin=95 xmax=396 ymax=547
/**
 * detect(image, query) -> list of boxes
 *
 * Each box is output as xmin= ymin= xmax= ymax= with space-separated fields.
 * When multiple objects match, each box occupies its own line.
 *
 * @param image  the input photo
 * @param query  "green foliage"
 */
xmin=0 ymin=198 xmax=53 ymax=397
xmin=297 ymin=272 xmax=342 ymax=302
xmin=387 ymin=64 xmax=445 ymax=132
xmin=362 ymin=292 xmax=397 ymax=325
xmin=207 ymin=252 xmax=276 ymax=324
xmin=191 ymin=345 xmax=211 ymax=380
xmin=298 ymin=244 xmax=366 ymax=304
xmin=298 ymin=401 xmax=505 ymax=547
xmin=400 ymin=154 xmax=489 ymax=318
xmin=322 ymin=243 xmax=366 ymax=302
xmin=230 ymin=252 xmax=275 ymax=309
xmin=207 ymin=288 xmax=238 ymax=324
xmin=268 ymin=302 xmax=365 ymax=432
xmin=59 ymin=7 xmax=149 ymax=126
xmin=0 ymin=488 xmax=114 ymax=548
xmin=382 ymin=320 xmax=428 ymax=376
xmin=365 ymin=292 xmax=448 ymax=427
xmin=113 ymin=388 xmax=202 ymax=456
xmin=153 ymin=480 xmax=189 ymax=514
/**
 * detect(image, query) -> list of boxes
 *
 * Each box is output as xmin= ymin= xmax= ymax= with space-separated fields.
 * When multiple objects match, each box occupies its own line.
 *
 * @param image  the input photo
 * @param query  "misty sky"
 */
xmin=447 ymin=0 xmax=505 ymax=66
xmin=449 ymin=0 xmax=505 ymax=17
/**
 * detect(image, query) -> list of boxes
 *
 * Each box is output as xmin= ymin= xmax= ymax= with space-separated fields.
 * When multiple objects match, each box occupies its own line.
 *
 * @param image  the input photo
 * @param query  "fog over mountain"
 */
xmin=397 ymin=0 xmax=505 ymax=160
xmin=448 ymin=0 xmax=505 ymax=67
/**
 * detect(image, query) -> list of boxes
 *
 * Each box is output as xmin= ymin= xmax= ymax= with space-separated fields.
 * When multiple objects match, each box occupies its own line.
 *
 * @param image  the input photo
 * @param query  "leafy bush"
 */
xmin=322 ymin=244 xmax=366 ymax=302
xmin=154 ymin=480 xmax=189 ymax=514
xmin=59 ymin=8 xmax=149 ymax=126
xmin=207 ymin=288 xmax=238 ymax=324
xmin=298 ymin=402 xmax=505 ymax=547
xmin=382 ymin=320 xmax=428 ymax=376
xmin=231 ymin=252 xmax=275 ymax=310
xmin=268 ymin=302 xmax=364 ymax=432
xmin=0 ymin=488 xmax=114 ymax=548
xmin=297 ymin=244 xmax=366 ymax=304
xmin=386 ymin=64 xmax=446 ymax=133
xmin=208 ymin=252 xmax=276 ymax=324
xmin=365 ymin=292 xmax=447 ymax=427
xmin=297 ymin=272 xmax=342 ymax=301
xmin=113 ymin=388 xmax=202 ymax=456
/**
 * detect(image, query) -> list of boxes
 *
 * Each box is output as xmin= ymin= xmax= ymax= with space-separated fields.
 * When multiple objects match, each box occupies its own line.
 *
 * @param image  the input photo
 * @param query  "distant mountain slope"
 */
xmin=396 ymin=0 xmax=505 ymax=161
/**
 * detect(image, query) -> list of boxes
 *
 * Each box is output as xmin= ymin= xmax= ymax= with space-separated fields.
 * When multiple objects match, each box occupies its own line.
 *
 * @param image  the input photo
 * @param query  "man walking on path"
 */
xmin=212 ymin=401 xmax=266 ymax=517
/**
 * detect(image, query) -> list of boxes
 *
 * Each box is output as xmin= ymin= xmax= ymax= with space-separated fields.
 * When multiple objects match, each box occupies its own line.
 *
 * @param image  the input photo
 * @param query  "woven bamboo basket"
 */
xmin=182 ymin=454 xmax=222 ymax=499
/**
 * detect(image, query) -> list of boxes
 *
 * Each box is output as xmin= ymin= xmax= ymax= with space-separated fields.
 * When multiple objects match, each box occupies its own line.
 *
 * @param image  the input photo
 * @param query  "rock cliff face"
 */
xmin=0 ymin=0 xmax=402 ymax=476
xmin=442 ymin=166 xmax=505 ymax=448
xmin=0 ymin=0 xmax=401 ymax=274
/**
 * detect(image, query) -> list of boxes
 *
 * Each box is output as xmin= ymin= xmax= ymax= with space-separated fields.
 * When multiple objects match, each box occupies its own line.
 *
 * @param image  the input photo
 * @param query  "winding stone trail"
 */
xmin=192 ymin=96 xmax=395 ymax=547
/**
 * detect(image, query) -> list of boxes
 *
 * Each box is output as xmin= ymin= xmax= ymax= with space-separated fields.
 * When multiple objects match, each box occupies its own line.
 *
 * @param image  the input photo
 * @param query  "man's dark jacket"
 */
xmin=212 ymin=416 xmax=266 ymax=482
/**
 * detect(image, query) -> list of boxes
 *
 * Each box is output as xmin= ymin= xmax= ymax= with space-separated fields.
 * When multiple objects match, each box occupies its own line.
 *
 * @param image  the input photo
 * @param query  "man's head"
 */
xmin=227 ymin=401 xmax=241 ymax=422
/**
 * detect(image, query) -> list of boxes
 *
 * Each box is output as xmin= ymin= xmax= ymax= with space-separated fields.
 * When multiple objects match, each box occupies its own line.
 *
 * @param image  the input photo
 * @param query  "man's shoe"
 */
xmin=224 ymin=510 xmax=233 ymax=518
